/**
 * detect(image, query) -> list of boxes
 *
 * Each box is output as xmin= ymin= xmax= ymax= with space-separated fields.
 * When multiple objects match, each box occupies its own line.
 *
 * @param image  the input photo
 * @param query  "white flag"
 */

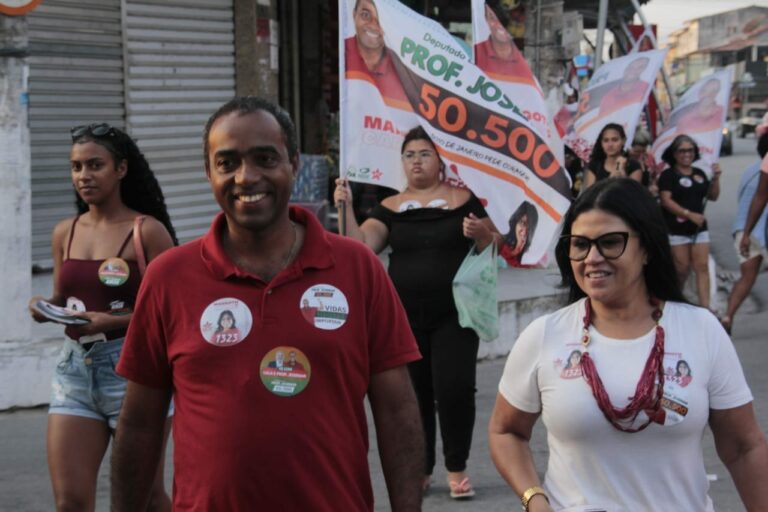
xmin=340 ymin=0 xmax=572 ymax=264
xmin=563 ymin=50 xmax=667 ymax=161
xmin=651 ymin=69 xmax=731 ymax=177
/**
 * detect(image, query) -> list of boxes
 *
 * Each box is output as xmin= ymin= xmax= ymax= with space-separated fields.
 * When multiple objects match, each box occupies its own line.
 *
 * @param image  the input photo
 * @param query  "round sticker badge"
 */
xmin=98 ymin=257 xmax=130 ymax=287
xmin=299 ymin=284 xmax=349 ymax=330
xmin=678 ymin=176 xmax=693 ymax=188
xmin=260 ymin=346 xmax=311 ymax=397
xmin=199 ymin=297 xmax=253 ymax=347
xmin=66 ymin=296 xmax=86 ymax=313
xmin=398 ymin=200 xmax=421 ymax=212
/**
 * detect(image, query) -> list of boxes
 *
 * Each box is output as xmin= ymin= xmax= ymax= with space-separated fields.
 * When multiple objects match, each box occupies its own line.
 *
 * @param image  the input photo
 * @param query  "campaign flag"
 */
xmin=339 ymin=0 xmax=419 ymax=191
xmin=627 ymin=24 xmax=661 ymax=138
xmin=340 ymin=0 xmax=572 ymax=265
xmin=471 ymin=0 xmax=564 ymax=164
xmin=563 ymin=49 xmax=667 ymax=161
xmin=651 ymin=70 xmax=731 ymax=177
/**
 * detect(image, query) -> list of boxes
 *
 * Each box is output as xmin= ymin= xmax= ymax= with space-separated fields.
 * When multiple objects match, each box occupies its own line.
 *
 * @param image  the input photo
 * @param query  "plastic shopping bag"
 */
xmin=452 ymin=243 xmax=499 ymax=341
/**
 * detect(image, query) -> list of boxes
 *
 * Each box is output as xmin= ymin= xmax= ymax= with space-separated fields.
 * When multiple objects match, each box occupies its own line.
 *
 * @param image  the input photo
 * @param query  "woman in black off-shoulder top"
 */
xmin=334 ymin=126 xmax=500 ymax=499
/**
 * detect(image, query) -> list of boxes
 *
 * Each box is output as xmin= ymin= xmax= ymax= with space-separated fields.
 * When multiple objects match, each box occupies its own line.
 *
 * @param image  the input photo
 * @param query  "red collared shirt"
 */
xmin=118 ymin=206 xmax=420 ymax=511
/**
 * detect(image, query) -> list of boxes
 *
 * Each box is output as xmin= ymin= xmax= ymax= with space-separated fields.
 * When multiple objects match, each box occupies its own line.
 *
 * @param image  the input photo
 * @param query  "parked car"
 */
xmin=720 ymin=124 xmax=733 ymax=156
xmin=738 ymin=108 xmax=767 ymax=137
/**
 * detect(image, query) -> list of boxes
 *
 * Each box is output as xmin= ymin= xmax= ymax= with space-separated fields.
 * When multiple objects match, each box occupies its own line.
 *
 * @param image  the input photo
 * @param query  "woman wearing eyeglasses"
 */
xmin=27 ymin=124 xmax=176 ymax=511
xmin=657 ymin=134 xmax=722 ymax=311
xmin=489 ymin=178 xmax=768 ymax=511
xmin=334 ymin=125 xmax=499 ymax=498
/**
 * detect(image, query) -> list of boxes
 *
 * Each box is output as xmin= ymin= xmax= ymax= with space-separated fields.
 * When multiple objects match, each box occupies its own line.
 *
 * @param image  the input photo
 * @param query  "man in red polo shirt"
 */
xmin=111 ymin=97 xmax=424 ymax=511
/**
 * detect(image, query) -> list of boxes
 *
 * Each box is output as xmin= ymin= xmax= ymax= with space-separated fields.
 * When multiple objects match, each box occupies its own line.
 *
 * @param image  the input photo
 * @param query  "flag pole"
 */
xmin=338 ymin=0 xmax=347 ymax=236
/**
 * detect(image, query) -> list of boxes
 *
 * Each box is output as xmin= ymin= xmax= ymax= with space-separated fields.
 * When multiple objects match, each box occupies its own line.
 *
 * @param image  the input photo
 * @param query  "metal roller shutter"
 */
xmin=27 ymin=0 xmax=125 ymax=268
xmin=124 ymin=0 xmax=236 ymax=243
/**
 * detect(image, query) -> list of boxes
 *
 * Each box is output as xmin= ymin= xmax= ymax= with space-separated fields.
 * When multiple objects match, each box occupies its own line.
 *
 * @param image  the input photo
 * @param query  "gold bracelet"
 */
xmin=521 ymin=486 xmax=549 ymax=511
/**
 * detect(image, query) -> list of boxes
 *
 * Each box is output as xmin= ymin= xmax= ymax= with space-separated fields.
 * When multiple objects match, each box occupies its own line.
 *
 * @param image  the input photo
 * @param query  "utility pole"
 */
xmin=525 ymin=0 xmax=566 ymax=93
xmin=0 ymin=14 xmax=32 ymax=343
xmin=234 ymin=0 xmax=279 ymax=102
xmin=594 ymin=0 xmax=608 ymax=68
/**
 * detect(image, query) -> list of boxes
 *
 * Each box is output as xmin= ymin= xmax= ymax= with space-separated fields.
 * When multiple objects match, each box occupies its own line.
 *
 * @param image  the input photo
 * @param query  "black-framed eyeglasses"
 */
xmin=560 ymin=231 xmax=632 ymax=261
xmin=70 ymin=123 xmax=117 ymax=142
xmin=675 ymin=147 xmax=695 ymax=154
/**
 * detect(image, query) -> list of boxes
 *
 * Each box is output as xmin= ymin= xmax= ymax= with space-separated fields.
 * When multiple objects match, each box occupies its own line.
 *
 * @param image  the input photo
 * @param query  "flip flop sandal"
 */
xmin=448 ymin=477 xmax=475 ymax=499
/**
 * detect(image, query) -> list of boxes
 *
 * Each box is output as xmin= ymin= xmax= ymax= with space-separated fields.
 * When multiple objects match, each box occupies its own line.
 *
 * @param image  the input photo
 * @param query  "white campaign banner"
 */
xmin=563 ymin=49 xmax=667 ymax=161
xmin=651 ymin=70 xmax=731 ymax=177
xmin=470 ymin=0 xmax=564 ymax=164
xmin=340 ymin=0 xmax=572 ymax=265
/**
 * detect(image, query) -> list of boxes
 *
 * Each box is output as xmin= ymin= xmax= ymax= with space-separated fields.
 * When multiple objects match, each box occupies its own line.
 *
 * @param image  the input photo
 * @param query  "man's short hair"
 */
xmin=203 ymin=97 xmax=299 ymax=170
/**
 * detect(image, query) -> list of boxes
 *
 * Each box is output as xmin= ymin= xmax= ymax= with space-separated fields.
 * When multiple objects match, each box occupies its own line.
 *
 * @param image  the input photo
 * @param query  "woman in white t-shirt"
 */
xmin=489 ymin=178 xmax=768 ymax=512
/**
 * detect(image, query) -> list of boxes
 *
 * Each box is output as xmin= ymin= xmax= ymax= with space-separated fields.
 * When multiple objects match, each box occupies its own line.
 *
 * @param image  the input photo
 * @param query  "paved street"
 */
xmin=0 ymin=137 xmax=766 ymax=511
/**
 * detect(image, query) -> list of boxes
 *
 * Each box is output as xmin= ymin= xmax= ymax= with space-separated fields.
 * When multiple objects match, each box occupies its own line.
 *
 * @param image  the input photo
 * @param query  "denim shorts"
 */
xmin=669 ymin=231 xmax=710 ymax=246
xmin=49 ymin=338 xmax=173 ymax=429
xmin=49 ymin=338 xmax=127 ymax=429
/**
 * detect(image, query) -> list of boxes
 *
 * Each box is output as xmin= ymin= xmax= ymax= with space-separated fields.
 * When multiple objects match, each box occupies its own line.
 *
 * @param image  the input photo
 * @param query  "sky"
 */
xmin=639 ymin=0 xmax=762 ymax=45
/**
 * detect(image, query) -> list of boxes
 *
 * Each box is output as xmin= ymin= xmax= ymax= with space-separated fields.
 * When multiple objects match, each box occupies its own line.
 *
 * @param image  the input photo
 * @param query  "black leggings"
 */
xmin=408 ymin=314 xmax=479 ymax=474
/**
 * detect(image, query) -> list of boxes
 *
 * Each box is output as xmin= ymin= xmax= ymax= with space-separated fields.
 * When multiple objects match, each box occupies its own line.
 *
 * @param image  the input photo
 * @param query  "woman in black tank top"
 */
xmin=334 ymin=126 xmax=501 ymax=499
xmin=584 ymin=123 xmax=644 ymax=190
xmin=28 ymin=124 xmax=176 ymax=511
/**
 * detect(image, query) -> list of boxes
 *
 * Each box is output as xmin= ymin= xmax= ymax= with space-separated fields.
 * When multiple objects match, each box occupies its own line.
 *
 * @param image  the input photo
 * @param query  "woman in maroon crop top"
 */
xmin=334 ymin=126 xmax=501 ymax=499
xmin=27 ymin=124 xmax=176 ymax=511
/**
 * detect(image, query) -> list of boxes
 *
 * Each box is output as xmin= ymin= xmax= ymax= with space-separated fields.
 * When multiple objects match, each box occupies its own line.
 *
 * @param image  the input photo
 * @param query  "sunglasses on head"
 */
xmin=70 ymin=123 xmax=117 ymax=142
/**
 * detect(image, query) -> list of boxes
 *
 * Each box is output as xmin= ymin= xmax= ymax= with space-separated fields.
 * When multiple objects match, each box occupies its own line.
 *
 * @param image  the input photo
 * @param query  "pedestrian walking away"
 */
xmin=722 ymin=132 xmax=768 ymax=334
xmin=334 ymin=125 xmax=500 ymax=499
xmin=739 ymin=145 xmax=768 ymax=265
xmin=110 ymin=97 xmax=425 ymax=512
xmin=658 ymin=134 xmax=722 ymax=311
xmin=27 ymin=124 xmax=176 ymax=511
xmin=489 ymin=178 xmax=768 ymax=511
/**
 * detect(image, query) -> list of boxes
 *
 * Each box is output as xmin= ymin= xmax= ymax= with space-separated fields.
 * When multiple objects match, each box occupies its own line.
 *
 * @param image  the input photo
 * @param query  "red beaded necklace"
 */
xmin=579 ymin=297 xmax=665 ymax=433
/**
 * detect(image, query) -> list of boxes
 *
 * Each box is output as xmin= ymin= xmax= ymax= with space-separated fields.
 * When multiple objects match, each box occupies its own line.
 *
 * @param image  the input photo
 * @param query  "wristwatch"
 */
xmin=521 ymin=486 xmax=549 ymax=511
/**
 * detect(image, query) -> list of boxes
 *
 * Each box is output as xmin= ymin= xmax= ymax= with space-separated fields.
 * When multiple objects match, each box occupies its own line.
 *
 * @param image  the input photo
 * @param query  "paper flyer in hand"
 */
xmin=32 ymin=300 xmax=90 ymax=325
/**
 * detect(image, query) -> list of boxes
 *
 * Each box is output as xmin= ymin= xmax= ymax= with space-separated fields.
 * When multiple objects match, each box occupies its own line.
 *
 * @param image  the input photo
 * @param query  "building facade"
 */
xmin=664 ymin=6 xmax=768 ymax=107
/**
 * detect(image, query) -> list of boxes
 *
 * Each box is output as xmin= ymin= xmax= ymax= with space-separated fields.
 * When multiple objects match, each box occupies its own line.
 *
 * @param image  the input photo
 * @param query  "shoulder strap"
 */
xmin=65 ymin=216 xmax=81 ymax=259
xmin=132 ymin=216 xmax=148 ymax=276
